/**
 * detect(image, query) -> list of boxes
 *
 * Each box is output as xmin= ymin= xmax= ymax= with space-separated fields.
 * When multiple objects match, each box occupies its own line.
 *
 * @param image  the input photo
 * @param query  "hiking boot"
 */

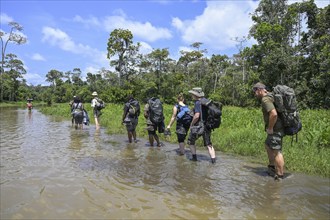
xmin=274 ymin=174 xmax=284 ymax=181
xmin=211 ymin=158 xmax=216 ymax=164
xmin=267 ymin=165 xmax=276 ymax=177
xmin=164 ymin=129 xmax=171 ymax=136
xmin=190 ymin=154 xmax=198 ymax=161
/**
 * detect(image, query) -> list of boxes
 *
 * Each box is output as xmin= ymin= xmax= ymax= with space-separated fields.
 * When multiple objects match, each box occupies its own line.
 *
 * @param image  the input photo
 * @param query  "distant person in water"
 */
xmin=27 ymin=99 xmax=33 ymax=111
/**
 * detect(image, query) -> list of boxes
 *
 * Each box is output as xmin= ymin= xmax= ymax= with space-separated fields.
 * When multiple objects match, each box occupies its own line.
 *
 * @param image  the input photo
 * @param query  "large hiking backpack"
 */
xmin=72 ymin=102 xmax=83 ymax=117
xmin=272 ymin=85 xmax=302 ymax=136
xmin=128 ymin=100 xmax=140 ymax=117
xmin=96 ymin=98 xmax=105 ymax=110
xmin=148 ymin=97 xmax=164 ymax=124
xmin=200 ymin=98 xmax=222 ymax=130
xmin=176 ymin=104 xmax=192 ymax=127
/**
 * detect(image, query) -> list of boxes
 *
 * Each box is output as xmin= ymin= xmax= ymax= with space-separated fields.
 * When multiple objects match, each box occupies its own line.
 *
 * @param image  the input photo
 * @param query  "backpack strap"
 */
xmin=199 ymin=101 xmax=203 ymax=123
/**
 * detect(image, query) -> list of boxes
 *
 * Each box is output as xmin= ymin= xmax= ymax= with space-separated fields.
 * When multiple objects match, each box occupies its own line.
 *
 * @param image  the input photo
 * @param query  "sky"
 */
xmin=1 ymin=0 xmax=329 ymax=86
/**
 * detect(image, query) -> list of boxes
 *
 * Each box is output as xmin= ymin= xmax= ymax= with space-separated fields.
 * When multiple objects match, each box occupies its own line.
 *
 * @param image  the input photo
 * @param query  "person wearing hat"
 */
xmin=252 ymin=82 xmax=285 ymax=180
xmin=187 ymin=87 xmax=217 ymax=164
xmin=91 ymin=91 xmax=101 ymax=129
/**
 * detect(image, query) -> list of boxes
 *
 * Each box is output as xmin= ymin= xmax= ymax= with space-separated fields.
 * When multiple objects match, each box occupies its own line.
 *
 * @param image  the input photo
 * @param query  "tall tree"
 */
xmin=148 ymin=48 xmax=170 ymax=94
xmin=46 ymin=69 xmax=63 ymax=88
xmin=0 ymin=21 xmax=27 ymax=74
xmin=0 ymin=21 xmax=27 ymax=101
xmin=249 ymin=0 xmax=300 ymax=86
xmin=2 ymin=53 xmax=26 ymax=101
xmin=107 ymin=29 xmax=140 ymax=85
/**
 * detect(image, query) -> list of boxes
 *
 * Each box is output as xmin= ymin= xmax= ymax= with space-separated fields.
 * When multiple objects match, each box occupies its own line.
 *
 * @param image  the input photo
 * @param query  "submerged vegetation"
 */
xmin=39 ymin=103 xmax=330 ymax=178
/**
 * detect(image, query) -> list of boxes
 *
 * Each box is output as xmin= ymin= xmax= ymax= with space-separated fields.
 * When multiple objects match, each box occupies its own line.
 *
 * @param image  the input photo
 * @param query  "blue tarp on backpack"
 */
xmin=176 ymin=105 xmax=192 ymax=127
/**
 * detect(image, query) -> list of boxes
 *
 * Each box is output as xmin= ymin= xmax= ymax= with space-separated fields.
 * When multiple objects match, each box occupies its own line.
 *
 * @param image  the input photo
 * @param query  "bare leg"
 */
xmin=273 ymin=150 xmax=285 ymax=176
xmin=148 ymin=135 xmax=154 ymax=146
xmin=128 ymin=131 xmax=133 ymax=143
xmin=207 ymin=145 xmax=216 ymax=158
xmin=153 ymin=134 xmax=161 ymax=147
xmin=189 ymin=145 xmax=197 ymax=161
xmin=132 ymin=131 xmax=137 ymax=142
xmin=189 ymin=145 xmax=196 ymax=155
xmin=265 ymin=144 xmax=275 ymax=166
xmin=95 ymin=117 xmax=100 ymax=129
xmin=179 ymin=142 xmax=185 ymax=155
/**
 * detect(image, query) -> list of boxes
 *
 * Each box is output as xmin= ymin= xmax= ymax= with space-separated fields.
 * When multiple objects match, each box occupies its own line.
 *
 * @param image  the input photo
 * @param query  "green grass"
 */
xmin=39 ymin=103 xmax=330 ymax=177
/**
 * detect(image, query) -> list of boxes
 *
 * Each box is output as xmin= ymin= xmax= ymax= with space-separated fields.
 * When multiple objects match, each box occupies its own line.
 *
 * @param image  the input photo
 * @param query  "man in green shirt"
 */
xmin=253 ymin=82 xmax=285 ymax=180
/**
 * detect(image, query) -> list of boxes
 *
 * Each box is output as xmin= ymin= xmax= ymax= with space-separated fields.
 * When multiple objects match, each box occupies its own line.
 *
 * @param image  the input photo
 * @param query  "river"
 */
xmin=0 ymin=107 xmax=329 ymax=219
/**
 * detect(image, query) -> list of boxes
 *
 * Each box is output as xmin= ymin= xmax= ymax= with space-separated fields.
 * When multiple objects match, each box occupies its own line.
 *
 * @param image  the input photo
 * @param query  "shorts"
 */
xmin=125 ymin=118 xmax=138 ymax=132
xmin=147 ymin=121 xmax=165 ymax=135
xmin=73 ymin=112 xmax=84 ymax=124
xmin=93 ymin=109 xmax=101 ymax=118
xmin=187 ymin=127 xmax=212 ymax=146
xmin=176 ymin=123 xmax=189 ymax=143
xmin=265 ymin=132 xmax=283 ymax=150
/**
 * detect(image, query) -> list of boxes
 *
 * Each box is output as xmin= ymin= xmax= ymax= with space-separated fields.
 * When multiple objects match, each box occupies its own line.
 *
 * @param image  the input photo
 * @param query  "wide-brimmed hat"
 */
xmin=92 ymin=91 xmax=98 ymax=96
xmin=252 ymin=82 xmax=266 ymax=92
xmin=188 ymin=87 xmax=204 ymax=97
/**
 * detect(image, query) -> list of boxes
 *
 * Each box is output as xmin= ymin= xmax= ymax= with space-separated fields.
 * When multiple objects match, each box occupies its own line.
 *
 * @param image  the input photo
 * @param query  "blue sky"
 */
xmin=1 ymin=0 xmax=329 ymax=86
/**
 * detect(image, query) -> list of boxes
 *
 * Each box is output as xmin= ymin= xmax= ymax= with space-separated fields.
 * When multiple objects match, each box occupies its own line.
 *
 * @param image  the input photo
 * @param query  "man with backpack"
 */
xmin=187 ymin=87 xmax=217 ymax=164
xmin=253 ymin=82 xmax=285 ymax=180
xmin=91 ymin=91 xmax=104 ymax=130
xmin=166 ymin=93 xmax=192 ymax=155
xmin=144 ymin=97 xmax=165 ymax=147
xmin=122 ymin=95 xmax=140 ymax=143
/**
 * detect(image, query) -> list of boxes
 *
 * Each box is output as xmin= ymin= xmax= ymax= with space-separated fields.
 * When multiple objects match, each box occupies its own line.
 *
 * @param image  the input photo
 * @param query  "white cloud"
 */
xmin=139 ymin=41 xmax=153 ymax=55
xmin=32 ymin=53 xmax=46 ymax=61
xmin=73 ymin=15 xmax=101 ymax=28
xmin=41 ymin=26 xmax=109 ymax=73
xmin=41 ymin=26 xmax=103 ymax=56
xmin=172 ymin=1 xmax=259 ymax=53
xmin=103 ymin=12 xmax=172 ymax=42
xmin=0 ymin=13 xmax=13 ymax=24
xmin=291 ymin=0 xmax=330 ymax=8
xmin=24 ymin=72 xmax=46 ymax=86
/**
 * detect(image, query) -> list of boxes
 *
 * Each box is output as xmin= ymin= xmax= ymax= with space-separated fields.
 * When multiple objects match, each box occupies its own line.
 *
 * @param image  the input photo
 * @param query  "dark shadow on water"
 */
xmin=243 ymin=165 xmax=270 ymax=177
xmin=243 ymin=165 xmax=293 ymax=179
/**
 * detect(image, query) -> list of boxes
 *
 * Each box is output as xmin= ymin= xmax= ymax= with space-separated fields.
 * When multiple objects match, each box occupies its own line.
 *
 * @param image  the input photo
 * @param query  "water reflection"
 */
xmin=0 ymin=107 xmax=329 ymax=220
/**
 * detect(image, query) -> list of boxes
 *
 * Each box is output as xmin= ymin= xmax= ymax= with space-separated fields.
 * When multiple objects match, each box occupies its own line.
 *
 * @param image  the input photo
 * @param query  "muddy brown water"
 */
xmin=0 ymin=107 xmax=329 ymax=219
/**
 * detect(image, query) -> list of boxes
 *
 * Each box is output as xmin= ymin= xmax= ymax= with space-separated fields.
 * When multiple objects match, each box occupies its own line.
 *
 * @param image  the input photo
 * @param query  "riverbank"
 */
xmin=33 ymin=103 xmax=330 ymax=177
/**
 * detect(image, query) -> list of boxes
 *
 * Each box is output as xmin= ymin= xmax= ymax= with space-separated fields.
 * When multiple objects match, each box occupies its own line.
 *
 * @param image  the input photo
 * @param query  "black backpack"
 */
xmin=128 ymin=100 xmax=140 ymax=117
xmin=148 ymin=97 xmax=164 ymax=124
xmin=201 ymin=98 xmax=222 ymax=130
xmin=272 ymin=85 xmax=302 ymax=137
xmin=96 ymin=98 xmax=105 ymax=110
xmin=176 ymin=104 xmax=192 ymax=127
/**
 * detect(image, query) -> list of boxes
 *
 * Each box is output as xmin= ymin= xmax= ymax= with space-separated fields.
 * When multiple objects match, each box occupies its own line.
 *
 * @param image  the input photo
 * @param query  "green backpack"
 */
xmin=272 ymin=85 xmax=302 ymax=138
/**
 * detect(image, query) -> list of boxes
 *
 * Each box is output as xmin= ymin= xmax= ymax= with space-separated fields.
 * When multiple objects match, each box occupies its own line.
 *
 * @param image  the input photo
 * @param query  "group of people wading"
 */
xmin=68 ymin=84 xmax=291 ymax=181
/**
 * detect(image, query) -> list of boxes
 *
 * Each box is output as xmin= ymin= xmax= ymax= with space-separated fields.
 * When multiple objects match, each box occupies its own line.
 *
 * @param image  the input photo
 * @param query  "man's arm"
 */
xmin=267 ymin=108 xmax=278 ymax=134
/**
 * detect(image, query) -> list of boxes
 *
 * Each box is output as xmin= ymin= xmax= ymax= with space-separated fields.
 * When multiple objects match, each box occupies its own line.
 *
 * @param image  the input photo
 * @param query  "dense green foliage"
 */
xmin=39 ymin=103 xmax=330 ymax=177
xmin=1 ymin=1 xmax=329 ymax=110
